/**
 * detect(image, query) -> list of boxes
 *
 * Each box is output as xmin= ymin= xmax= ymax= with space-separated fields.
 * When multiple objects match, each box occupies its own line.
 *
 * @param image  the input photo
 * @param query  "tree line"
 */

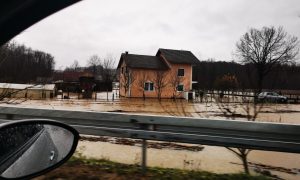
xmin=195 ymin=26 xmax=299 ymax=176
xmin=193 ymin=61 xmax=300 ymax=91
xmin=194 ymin=26 xmax=300 ymax=93
xmin=0 ymin=42 xmax=55 ymax=83
xmin=61 ymin=54 xmax=117 ymax=83
xmin=52 ymin=55 xmax=117 ymax=92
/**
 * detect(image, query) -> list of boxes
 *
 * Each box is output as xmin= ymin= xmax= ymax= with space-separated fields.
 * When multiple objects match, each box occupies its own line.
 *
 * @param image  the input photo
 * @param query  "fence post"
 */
xmin=107 ymin=89 xmax=108 ymax=101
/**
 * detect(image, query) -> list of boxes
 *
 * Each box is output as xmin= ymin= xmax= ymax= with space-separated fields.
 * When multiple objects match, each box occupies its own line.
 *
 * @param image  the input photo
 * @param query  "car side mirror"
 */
xmin=0 ymin=120 xmax=79 ymax=180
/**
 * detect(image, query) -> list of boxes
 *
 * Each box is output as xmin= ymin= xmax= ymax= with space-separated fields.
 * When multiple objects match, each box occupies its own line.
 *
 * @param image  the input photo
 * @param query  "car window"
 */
xmin=1 ymin=0 xmax=300 ymax=179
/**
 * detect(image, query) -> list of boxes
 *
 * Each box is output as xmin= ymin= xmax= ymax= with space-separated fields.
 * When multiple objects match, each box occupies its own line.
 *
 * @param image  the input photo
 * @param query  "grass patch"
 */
xmin=57 ymin=156 xmax=270 ymax=180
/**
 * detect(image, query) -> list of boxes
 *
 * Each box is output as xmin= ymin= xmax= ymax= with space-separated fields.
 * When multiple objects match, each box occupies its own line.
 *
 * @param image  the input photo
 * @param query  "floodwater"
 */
xmin=77 ymin=140 xmax=242 ymax=173
xmin=1 ymin=94 xmax=300 ymax=179
xmin=77 ymin=137 xmax=300 ymax=180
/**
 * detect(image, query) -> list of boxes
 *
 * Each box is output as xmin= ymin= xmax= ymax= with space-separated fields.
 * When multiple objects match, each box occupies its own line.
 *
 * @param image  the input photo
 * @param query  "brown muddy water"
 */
xmin=77 ymin=136 xmax=300 ymax=180
xmin=2 ymin=96 xmax=300 ymax=179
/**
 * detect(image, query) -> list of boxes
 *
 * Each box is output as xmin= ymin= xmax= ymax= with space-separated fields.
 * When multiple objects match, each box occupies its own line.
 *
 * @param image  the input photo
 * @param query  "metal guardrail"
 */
xmin=1 ymin=106 xmax=300 ymax=171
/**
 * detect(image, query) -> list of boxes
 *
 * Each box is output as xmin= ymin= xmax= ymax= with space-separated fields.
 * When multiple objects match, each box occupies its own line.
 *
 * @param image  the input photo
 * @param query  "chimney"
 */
xmin=125 ymin=51 xmax=128 ymax=55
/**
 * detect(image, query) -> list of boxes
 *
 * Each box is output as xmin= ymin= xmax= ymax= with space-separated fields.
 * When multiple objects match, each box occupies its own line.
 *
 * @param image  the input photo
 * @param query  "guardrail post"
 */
xmin=141 ymin=139 xmax=147 ymax=174
xmin=136 ymin=123 xmax=156 ymax=175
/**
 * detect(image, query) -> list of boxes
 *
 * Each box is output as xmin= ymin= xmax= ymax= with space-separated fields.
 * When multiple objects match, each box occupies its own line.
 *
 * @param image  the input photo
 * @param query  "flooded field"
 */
xmin=4 ymin=92 xmax=300 ymax=122
xmin=1 ymin=93 xmax=300 ymax=179
xmin=76 ymin=136 xmax=300 ymax=180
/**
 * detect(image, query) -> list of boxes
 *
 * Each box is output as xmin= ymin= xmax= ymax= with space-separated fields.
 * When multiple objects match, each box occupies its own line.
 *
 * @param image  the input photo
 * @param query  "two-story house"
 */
xmin=117 ymin=48 xmax=200 ymax=99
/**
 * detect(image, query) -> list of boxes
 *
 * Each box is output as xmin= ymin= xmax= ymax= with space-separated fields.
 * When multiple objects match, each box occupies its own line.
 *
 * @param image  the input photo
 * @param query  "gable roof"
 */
xmin=117 ymin=53 xmax=168 ymax=70
xmin=157 ymin=48 xmax=200 ymax=64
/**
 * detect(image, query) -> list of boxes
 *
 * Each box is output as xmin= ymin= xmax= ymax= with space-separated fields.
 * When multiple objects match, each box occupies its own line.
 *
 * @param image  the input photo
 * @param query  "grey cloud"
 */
xmin=13 ymin=0 xmax=300 ymax=68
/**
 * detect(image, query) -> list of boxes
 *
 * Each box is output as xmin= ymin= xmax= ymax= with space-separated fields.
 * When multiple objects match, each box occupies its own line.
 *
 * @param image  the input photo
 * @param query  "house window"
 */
xmin=177 ymin=68 xmax=184 ymax=76
xmin=144 ymin=82 xmax=154 ymax=91
xmin=177 ymin=84 xmax=184 ymax=92
xmin=121 ymin=67 xmax=124 ymax=74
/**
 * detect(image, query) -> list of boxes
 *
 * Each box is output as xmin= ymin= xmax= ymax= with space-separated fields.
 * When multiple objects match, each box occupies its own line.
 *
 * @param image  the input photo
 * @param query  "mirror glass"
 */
xmin=0 ymin=123 xmax=75 ymax=179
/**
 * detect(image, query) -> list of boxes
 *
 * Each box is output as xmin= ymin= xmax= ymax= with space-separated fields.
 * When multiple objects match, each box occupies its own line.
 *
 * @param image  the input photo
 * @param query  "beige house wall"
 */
xmin=119 ymin=63 xmax=192 ymax=98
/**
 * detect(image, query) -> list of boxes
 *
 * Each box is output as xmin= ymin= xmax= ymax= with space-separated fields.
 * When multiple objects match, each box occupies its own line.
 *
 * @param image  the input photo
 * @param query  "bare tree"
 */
xmin=137 ymin=72 xmax=148 ymax=100
xmin=227 ymin=148 xmax=252 ymax=174
xmin=169 ymin=71 xmax=183 ymax=100
xmin=0 ymin=84 xmax=44 ymax=104
xmin=0 ymin=43 xmax=9 ymax=67
xmin=227 ymin=99 xmax=263 ymax=174
xmin=87 ymin=55 xmax=101 ymax=66
xmin=87 ymin=55 xmax=101 ymax=76
xmin=216 ymin=91 xmax=263 ymax=174
xmin=236 ymin=26 xmax=299 ymax=93
xmin=101 ymin=55 xmax=116 ymax=83
xmin=120 ymin=69 xmax=135 ymax=97
xmin=66 ymin=60 xmax=80 ymax=72
xmin=154 ymin=70 xmax=168 ymax=101
xmin=0 ymin=85 xmax=11 ymax=102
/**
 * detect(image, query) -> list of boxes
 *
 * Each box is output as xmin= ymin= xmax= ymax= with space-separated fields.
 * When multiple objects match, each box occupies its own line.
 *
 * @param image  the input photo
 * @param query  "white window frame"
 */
xmin=144 ymin=82 xmax=154 ymax=91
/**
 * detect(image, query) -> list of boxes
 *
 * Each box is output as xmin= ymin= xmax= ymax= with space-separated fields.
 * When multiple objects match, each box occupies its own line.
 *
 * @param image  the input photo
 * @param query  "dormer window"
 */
xmin=177 ymin=68 xmax=184 ymax=76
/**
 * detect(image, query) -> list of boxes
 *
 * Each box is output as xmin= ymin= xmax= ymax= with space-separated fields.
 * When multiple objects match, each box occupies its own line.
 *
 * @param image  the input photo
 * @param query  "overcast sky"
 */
xmin=13 ymin=0 xmax=300 ymax=69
